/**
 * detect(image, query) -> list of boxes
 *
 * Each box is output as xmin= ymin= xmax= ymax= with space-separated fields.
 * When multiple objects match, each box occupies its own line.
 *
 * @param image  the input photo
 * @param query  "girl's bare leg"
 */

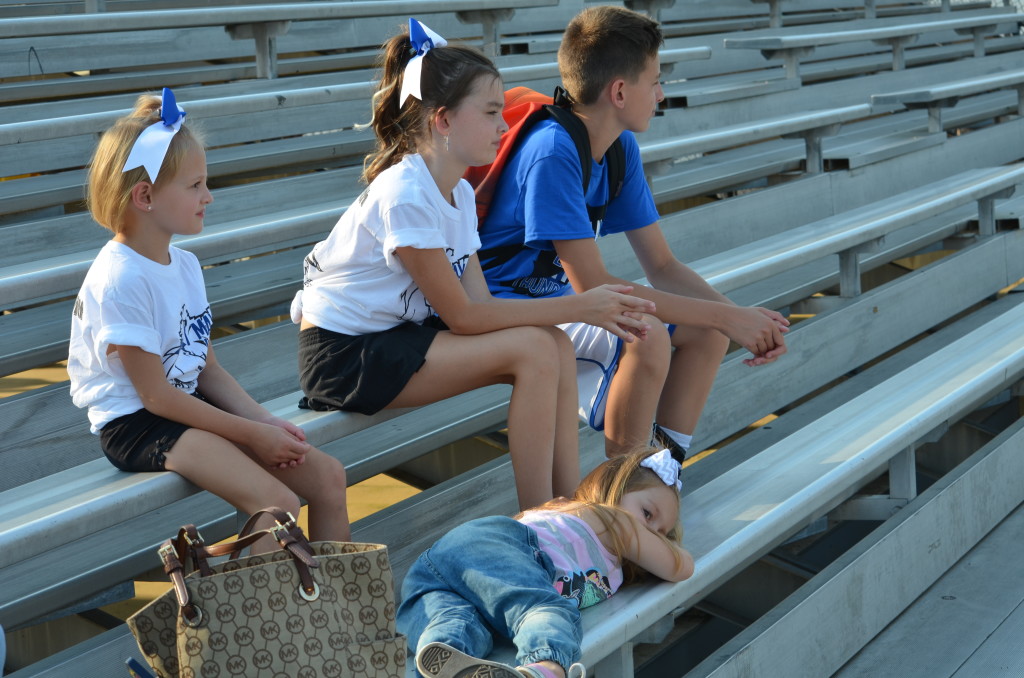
xmin=389 ymin=327 xmax=564 ymax=510
xmin=164 ymin=429 xmax=349 ymax=550
xmin=540 ymin=326 xmax=581 ymax=498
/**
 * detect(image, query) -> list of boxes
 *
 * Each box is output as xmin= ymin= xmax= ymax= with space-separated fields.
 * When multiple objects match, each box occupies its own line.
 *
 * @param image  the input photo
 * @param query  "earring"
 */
xmin=444 ymin=135 xmax=449 ymax=152
xmin=147 ymin=206 xmax=152 ymax=211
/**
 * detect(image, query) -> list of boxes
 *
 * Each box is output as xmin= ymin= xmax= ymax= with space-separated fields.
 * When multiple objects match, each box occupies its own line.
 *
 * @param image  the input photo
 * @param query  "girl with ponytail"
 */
xmin=293 ymin=20 xmax=655 ymax=510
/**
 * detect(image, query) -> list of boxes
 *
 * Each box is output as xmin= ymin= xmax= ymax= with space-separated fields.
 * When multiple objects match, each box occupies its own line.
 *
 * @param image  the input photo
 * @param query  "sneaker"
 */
xmin=652 ymin=423 xmax=688 ymax=463
xmin=416 ymin=642 xmax=521 ymax=678
xmin=516 ymin=662 xmax=587 ymax=678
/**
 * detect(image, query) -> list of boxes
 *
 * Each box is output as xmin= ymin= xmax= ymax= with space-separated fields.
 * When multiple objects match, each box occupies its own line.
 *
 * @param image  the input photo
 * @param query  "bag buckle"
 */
xmin=271 ymin=512 xmax=298 ymax=540
xmin=157 ymin=542 xmax=175 ymax=562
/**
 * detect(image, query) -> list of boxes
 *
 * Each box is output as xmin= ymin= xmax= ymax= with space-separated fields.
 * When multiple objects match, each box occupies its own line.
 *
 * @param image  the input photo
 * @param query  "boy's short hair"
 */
xmin=557 ymin=6 xmax=663 ymax=106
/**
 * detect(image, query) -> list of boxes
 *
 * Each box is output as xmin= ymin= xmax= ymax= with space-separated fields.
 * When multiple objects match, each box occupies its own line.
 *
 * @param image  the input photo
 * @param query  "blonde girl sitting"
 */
xmin=398 ymin=447 xmax=695 ymax=678
xmin=68 ymin=89 xmax=350 ymax=550
xmin=291 ymin=19 xmax=655 ymax=510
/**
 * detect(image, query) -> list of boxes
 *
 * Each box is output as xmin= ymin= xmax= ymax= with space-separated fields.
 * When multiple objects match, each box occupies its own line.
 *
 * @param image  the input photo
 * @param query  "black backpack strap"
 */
xmin=544 ymin=101 xmax=593 ymax=195
xmin=605 ymin=136 xmax=626 ymax=201
xmin=479 ymin=88 xmax=624 ymax=271
xmin=548 ymin=86 xmax=625 ymax=233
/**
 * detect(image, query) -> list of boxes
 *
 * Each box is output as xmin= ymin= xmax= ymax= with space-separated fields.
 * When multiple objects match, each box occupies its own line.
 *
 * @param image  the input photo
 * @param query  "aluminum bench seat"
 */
xmin=4 ymin=163 xmax=1020 ymax=630
xmin=725 ymin=8 xmax=1022 ymax=79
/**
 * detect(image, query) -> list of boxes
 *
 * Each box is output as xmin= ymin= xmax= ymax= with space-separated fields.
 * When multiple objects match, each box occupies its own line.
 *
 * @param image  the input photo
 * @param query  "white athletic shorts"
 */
xmin=559 ymin=320 xmax=676 ymax=431
xmin=558 ymin=321 xmax=622 ymax=431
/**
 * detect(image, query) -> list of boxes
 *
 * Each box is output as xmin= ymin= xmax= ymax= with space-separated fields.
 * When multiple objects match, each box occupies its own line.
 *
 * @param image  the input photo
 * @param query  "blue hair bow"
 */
xmin=399 ymin=18 xmax=448 ymax=108
xmin=122 ymin=87 xmax=187 ymax=183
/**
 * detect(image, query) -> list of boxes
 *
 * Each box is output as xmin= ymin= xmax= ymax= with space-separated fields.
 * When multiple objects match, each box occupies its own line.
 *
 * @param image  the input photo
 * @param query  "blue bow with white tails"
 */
xmin=122 ymin=87 xmax=186 ymax=183
xmin=399 ymin=18 xmax=448 ymax=108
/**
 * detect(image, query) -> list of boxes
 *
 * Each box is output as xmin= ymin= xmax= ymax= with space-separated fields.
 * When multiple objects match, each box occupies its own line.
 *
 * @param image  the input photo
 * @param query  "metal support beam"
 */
xmin=864 ymin=0 xmax=876 ymax=20
xmin=457 ymin=9 xmax=514 ymax=58
xmin=769 ymin=0 xmax=782 ymax=28
xmin=797 ymin=124 xmax=840 ymax=174
xmin=927 ymin=105 xmax=945 ymax=135
xmin=972 ymin=28 xmax=987 ymax=58
xmin=625 ymin=0 xmax=676 ymax=22
xmin=977 ymin=188 xmax=1016 ymax=236
xmin=879 ymin=36 xmax=917 ymax=71
xmin=595 ymin=642 xmax=634 ymax=676
xmin=763 ymin=47 xmax=814 ymax=80
xmin=227 ymin=21 xmax=290 ymax=79
xmin=838 ymin=237 xmax=884 ymax=298
xmin=833 ymin=441 xmax=925 ymax=522
xmin=832 ymin=495 xmax=908 ymax=521
xmin=633 ymin=614 xmax=675 ymax=644
xmin=889 ymin=446 xmax=917 ymax=501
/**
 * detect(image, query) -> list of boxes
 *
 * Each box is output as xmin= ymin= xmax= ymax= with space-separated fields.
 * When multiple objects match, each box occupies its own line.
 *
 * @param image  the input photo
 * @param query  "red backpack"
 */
xmin=465 ymin=86 xmax=625 ymax=235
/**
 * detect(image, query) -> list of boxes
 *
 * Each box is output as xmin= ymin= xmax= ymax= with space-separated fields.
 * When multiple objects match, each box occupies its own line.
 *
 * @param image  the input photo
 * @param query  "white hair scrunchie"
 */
xmin=640 ymin=448 xmax=682 ymax=491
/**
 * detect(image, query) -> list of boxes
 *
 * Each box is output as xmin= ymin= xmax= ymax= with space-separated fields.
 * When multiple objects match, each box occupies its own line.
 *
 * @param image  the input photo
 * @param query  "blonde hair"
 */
xmin=87 ymin=93 xmax=204 ymax=234
xmin=532 ymin=447 xmax=684 ymax=585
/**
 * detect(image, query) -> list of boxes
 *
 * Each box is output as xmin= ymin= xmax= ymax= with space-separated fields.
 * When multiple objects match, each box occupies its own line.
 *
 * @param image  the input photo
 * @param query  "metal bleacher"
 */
xmin=3 ymin=0 xmax=1024 ymax=675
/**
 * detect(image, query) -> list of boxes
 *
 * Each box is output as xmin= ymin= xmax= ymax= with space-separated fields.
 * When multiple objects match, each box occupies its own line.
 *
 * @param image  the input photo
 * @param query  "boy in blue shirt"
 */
xmin=478 ymin=5 xmax=789 ymax=459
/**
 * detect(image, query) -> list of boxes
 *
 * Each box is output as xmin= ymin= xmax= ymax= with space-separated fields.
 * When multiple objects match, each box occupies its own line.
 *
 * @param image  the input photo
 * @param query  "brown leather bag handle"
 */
xmin=157 ymin=539 xmax=202 ymax=627
xmin=163 ymin=507 xmax=322 ymax=607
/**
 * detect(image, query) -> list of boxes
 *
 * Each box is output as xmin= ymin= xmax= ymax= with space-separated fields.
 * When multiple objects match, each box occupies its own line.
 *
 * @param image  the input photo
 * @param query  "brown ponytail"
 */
xmin=363 ymin=27 xmax=500 ymax=184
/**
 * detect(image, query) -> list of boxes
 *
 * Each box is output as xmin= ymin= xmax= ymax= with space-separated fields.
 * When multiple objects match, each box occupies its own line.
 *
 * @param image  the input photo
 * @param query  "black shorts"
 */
xmin=297 ymin=320 xmax=443 ymax=416
xmin=99 ymin=391 xmax=209 ymax=472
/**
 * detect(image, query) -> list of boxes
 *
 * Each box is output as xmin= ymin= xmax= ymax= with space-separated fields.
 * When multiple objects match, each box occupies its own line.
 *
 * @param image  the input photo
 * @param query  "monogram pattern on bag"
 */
xmin=128 ymin=542 xmax=406 ymax=678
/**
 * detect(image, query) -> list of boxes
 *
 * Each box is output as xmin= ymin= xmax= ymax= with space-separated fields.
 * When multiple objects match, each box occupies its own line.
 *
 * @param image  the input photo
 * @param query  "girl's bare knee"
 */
xmin=264 ymin=486 xmax=302 ymax=517
xmin=308 ymin=453 xmax=348 ymax=508
xmin=513 ymin=327 xmax=561 ymax=373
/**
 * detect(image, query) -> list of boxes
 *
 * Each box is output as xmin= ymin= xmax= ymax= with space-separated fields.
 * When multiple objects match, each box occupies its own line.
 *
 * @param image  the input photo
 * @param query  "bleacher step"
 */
xmin=824 ymin=130 xmax=946 ymax=169
xmin=663 ymin=69 xmax=799 ymax=107
xmin=835 ymin=497 xmax=1024 ymax=677
xmin=684 ymin=415 xmax=1024 ymax=678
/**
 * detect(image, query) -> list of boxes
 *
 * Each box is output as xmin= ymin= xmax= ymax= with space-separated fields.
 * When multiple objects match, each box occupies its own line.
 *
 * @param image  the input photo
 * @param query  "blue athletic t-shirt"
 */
xmin=478 ymin=118 xmax=659 ymax=299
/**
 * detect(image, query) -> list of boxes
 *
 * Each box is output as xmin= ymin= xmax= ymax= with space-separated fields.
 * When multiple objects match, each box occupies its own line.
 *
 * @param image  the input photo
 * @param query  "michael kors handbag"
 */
xmin=127 ymin=507 xmax=406 ymax=677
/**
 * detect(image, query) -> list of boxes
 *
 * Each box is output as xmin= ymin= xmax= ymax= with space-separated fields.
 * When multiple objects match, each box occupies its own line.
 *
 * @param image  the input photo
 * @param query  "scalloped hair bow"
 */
xmin=399 ymin=18 xmax=448 ymax=108
xmin=122 ymin=87 xmax=187 ymax=183
xmin=640 ymin=448 xmax=682 ymax=491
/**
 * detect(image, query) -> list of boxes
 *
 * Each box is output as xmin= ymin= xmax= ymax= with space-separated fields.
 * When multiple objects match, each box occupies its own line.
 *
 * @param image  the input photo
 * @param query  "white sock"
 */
xmin=657 ymin=425 xmax=692 ymax=454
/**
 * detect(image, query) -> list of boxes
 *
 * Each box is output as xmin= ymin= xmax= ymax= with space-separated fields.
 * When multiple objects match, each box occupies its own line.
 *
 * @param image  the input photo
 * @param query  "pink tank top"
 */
xmin=518 ymin=509 xmax=624 ymax=609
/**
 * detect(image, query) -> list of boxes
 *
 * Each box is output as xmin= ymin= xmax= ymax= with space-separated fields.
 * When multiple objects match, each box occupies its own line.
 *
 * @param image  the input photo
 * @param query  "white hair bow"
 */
xmin=399 ymin=18 xmax=448 ymax=108
xmin=122 ymin=87 xmax=186 ymax=184
xmin=641 ymin=449 xmax=682 ymax=491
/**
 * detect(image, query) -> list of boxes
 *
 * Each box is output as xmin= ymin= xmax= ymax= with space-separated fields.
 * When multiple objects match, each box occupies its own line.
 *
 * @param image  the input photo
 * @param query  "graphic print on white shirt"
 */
xmin=68 ymin=241 xmax=213 ymax=433
xmin=163 ymin=303 xmax=213 ymax=390
xmin=295 ymin=153 xmax=480 ymax=335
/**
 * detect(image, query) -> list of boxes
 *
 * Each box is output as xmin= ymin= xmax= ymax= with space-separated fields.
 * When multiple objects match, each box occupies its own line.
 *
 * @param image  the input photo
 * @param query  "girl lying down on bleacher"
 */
xmin=67 ymin=88 xmax=350 ymax=553
xmin=399 ymin=447 xmax=695 ymax=678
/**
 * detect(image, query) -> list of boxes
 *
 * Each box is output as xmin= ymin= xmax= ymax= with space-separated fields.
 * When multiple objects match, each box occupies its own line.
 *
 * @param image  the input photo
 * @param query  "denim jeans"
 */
xmin=397 ymin=516 xmax=582 ymax=674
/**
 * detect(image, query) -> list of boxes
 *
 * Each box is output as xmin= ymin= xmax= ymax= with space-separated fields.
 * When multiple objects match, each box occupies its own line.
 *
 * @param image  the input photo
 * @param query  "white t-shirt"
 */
xmin=68 ymin=240 xmax=213 ymax=433
xmin=292 ymin=153 xmax=480 ymax=335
